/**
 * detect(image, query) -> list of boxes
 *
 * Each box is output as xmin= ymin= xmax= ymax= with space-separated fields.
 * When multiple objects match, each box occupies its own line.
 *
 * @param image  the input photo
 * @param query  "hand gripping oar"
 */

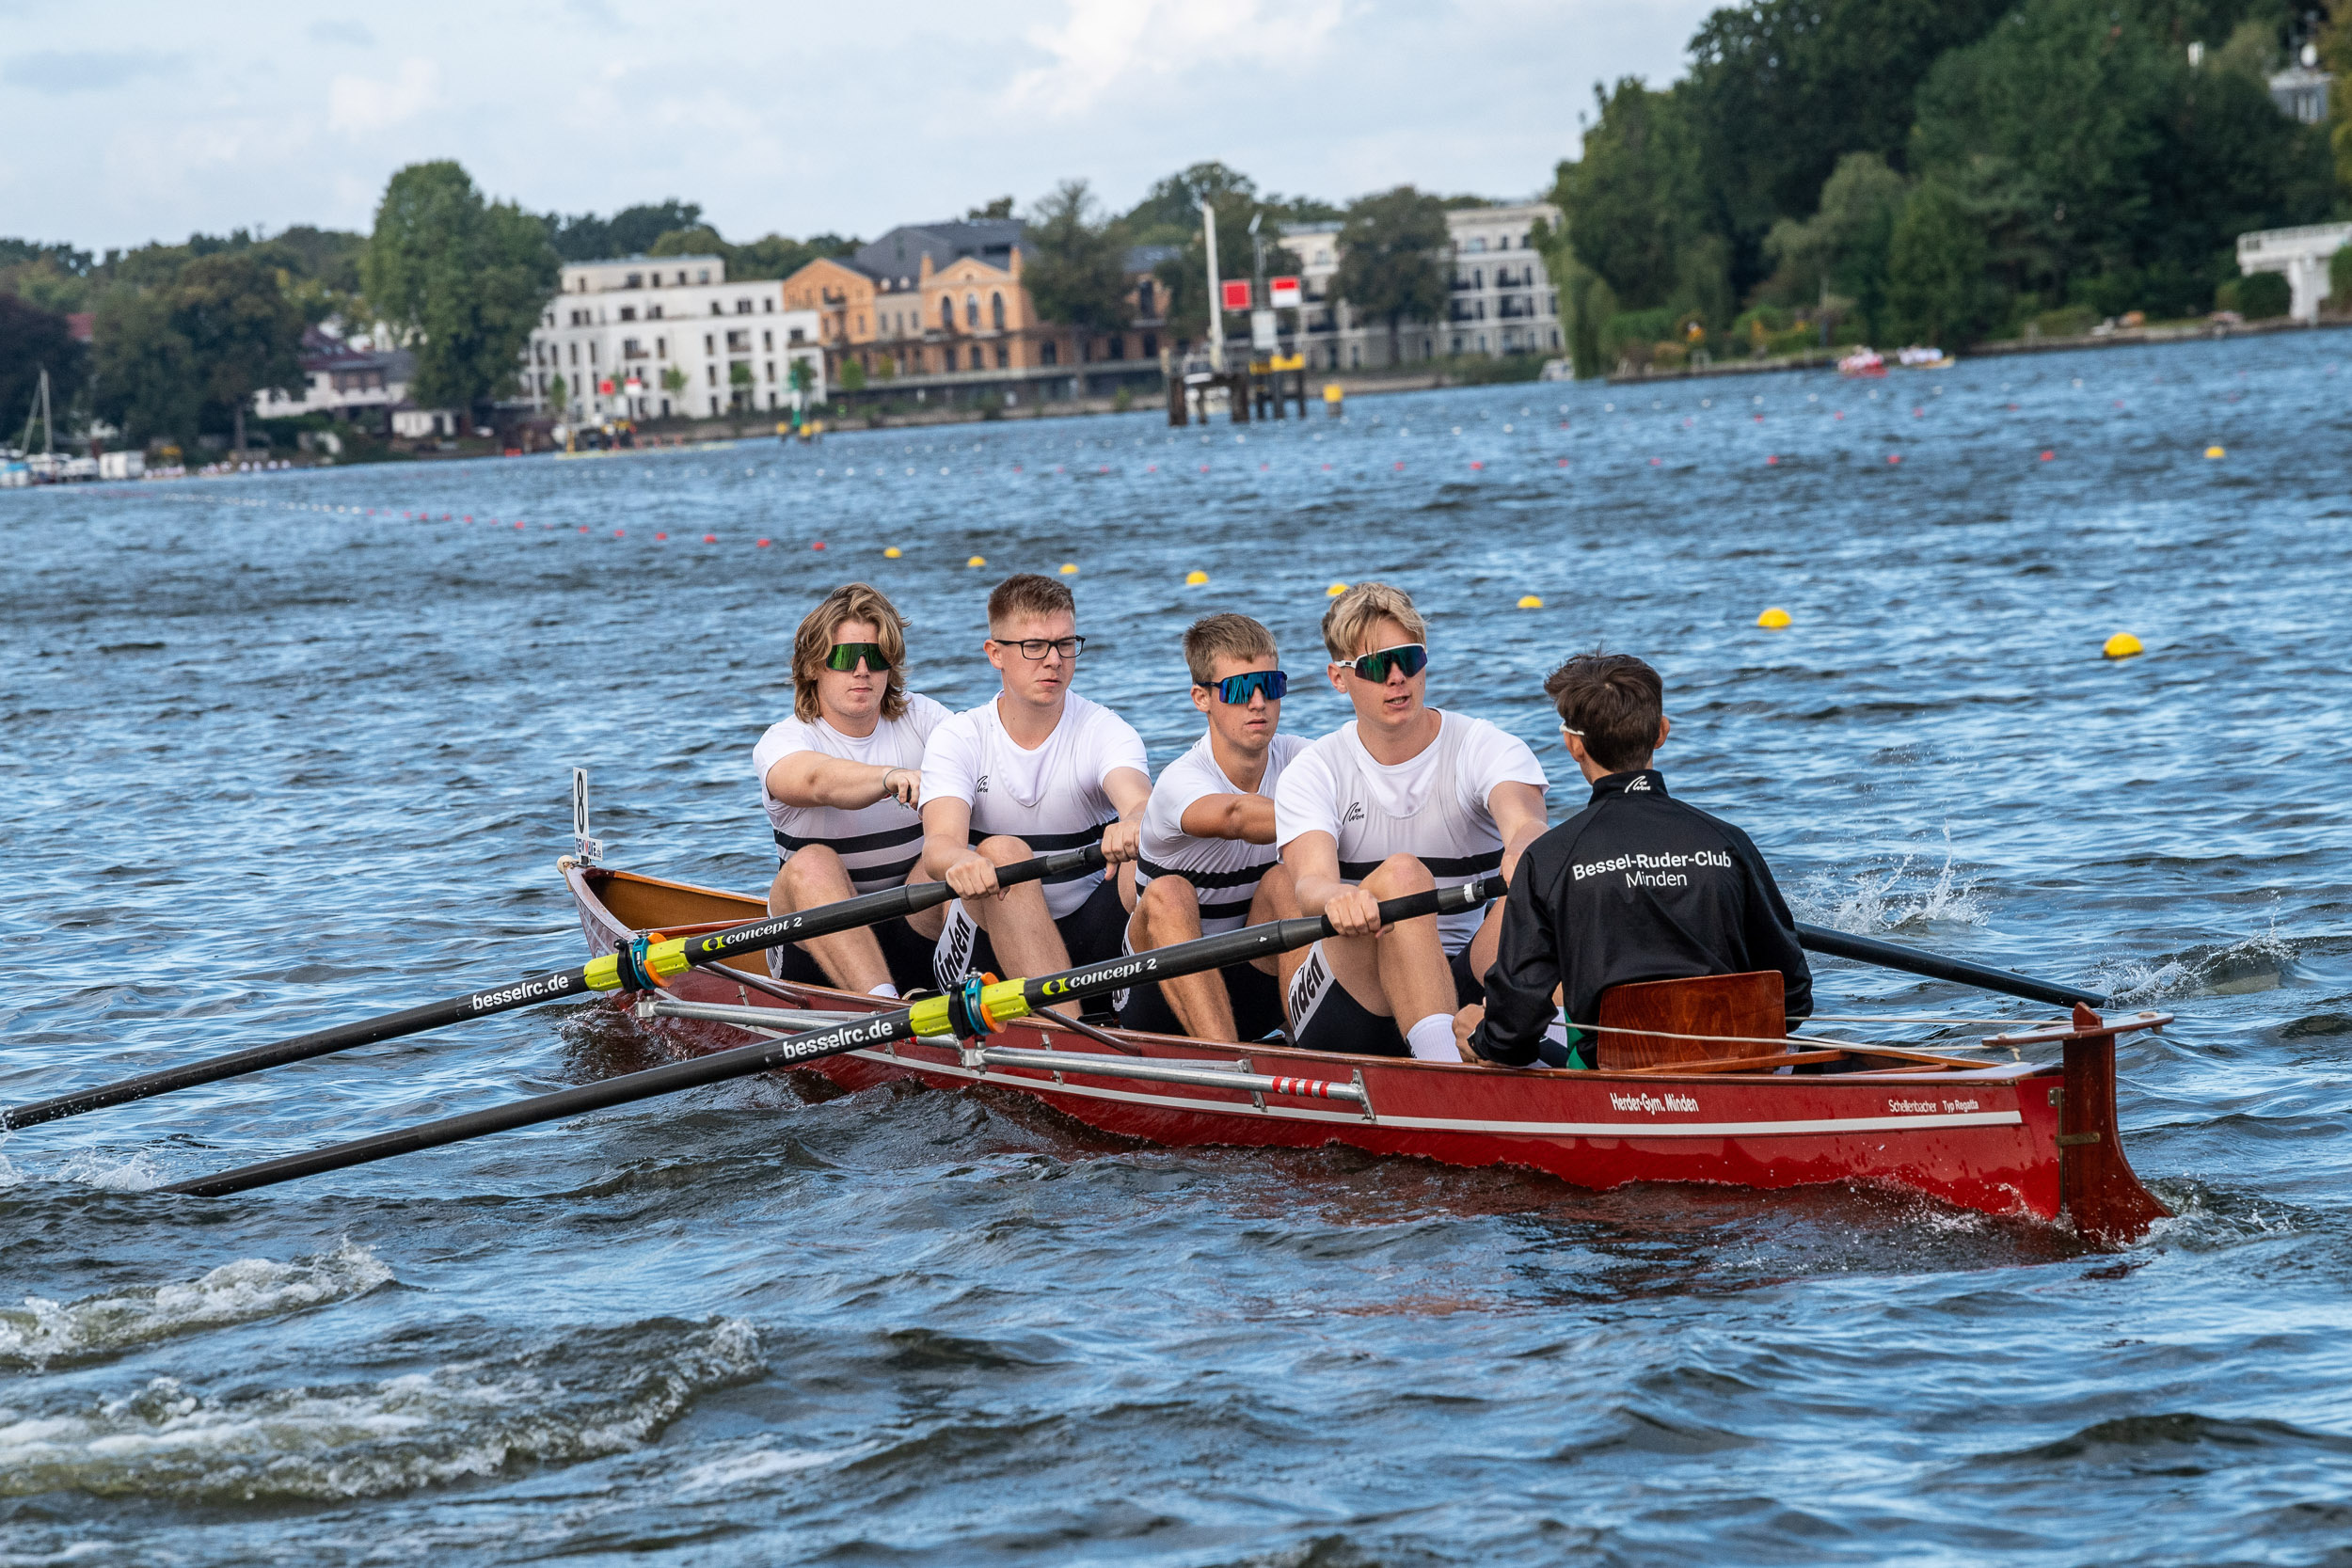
xmin=1794 ymin=923 xmax=2106 ymax=1009
xmin=164 ymin=877 xmax=1502 ymax=1198
xmin=5 ymin=846 xmax=1104 ymax=1132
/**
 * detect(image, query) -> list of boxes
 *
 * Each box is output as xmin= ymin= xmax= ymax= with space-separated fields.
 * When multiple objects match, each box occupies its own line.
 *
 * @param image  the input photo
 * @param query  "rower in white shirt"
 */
xmin=1274 ymin=581 xmax=1550 ymax=1061
xmin=753 ymin=582 xmax=951 ymax=998
xmin=914 ymin=574 xmax=1152 ymax=1014
xmin=1118 ymin=614 xmax=1306 ymax=1042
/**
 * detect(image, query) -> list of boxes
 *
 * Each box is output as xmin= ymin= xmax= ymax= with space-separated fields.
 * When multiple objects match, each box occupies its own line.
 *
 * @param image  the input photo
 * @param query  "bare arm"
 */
xmin=1099 ymin=766 xmax=1152 ymax=864
xmin=1178 ymin=793 xmax=1278 ymax=845
xmin=919 ymin=796 xmax=1000 ymax=898
xmin=1487 ymin=781 xmax=1549 ymax=885
xmin=1283 ymin=830 xmax=1381 ymax=937
xmin=765 ymin=752 xmax=919 ymax=812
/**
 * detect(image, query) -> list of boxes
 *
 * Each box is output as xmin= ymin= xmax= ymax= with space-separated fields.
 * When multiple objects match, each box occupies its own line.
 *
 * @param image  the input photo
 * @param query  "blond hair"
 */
xmin=1182 ymin=612 xmax=1278 ymax=685
xmin=1320 ymin=581 xmax=1427 ymax=660
xmin=792 ymin=582 xmax=910 ymax=722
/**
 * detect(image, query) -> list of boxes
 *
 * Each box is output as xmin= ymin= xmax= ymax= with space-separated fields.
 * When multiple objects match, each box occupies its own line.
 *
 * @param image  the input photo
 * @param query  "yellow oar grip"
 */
xmin=980 ymin=980 xmax=1031 ymax=1027
xmin=644 ymin=939 xmax=691 ymax=982
xmin=910 ymin=994 xmax=953 ymax=1037
xmin=584 ymin=954 xmax=622 ymax=991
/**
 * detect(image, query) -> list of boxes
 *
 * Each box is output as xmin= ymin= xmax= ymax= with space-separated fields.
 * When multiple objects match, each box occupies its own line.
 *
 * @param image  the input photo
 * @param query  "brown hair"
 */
xmin=1320 ymin=580 xmax=1428 ymax=660
xmin=1544 ymin=652 xmax=1663 ymax=773
xmin=792 ymin=582 xmax=910 ymax=722
xmin=986 ymin=573 xmax=1075 ymax=630
xmin=1182 ymin=612 xmax=1278 ymax=686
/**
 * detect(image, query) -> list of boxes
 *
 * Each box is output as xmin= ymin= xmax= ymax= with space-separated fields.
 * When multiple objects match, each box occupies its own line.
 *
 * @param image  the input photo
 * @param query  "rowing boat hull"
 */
xmin=566 ymin=863 xmax=2154 ymax=1236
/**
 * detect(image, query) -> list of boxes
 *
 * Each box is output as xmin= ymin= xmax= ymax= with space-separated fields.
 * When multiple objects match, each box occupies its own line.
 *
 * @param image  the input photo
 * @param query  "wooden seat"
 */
xmin=1594 ymin=972 xmax=1787 ymax=1070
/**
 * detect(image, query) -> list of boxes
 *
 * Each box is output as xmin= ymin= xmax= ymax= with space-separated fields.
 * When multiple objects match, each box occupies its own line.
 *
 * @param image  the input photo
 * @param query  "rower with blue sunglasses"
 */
xmin=1274 ymin=582 xmax=1550 ymax=1061
xmin=1117 ymin=614 xmax=1309 ymax=1043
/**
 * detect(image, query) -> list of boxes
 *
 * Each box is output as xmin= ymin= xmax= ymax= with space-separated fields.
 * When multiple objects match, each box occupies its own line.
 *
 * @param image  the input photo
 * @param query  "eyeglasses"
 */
xmin=1347 ymin=643 xmax=1428 ymax=683
xmin=1203 ymin=670 xmax=1287 ymax=705
xmin=823 ymin=641 xmax=892 ymax=673
xmin=993 ymin=635 xmax=1086 ymax=660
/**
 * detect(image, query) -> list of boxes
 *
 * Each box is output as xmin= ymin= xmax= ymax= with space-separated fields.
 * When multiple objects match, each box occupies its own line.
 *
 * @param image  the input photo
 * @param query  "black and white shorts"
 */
xmin=1116 ymin=953 xmax=1288 ymax=1041
xmin=768 ymin=913 xmax=937 ymax=995
xmin=1285 ymin=940 xmax=1485 ymax=1058
xmin=933 ymin=874 xmax=1129 ymax=996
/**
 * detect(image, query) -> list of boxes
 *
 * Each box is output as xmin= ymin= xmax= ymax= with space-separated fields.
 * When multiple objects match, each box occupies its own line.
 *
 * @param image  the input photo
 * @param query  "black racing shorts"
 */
xmin=1285 ymin=942 xmax=1484 ymax=1058
xmin=768 ymin=912 xmax=938 ymax=996
xmin=1118 ymin=958 xmax=1288 ymax=1042
xmin=934 ymin=875 xmax=1129 ymax=1019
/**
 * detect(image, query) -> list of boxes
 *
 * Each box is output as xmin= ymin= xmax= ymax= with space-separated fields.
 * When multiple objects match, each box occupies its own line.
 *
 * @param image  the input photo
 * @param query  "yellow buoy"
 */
xmin=2104 ymin=632 xmax=2143 ymax=659
xmin=1326 ymin=581 xmax=1348 ymax=597
xmin=1184 ymin=569 xmax=1209 ymax=585
xmin=967 ymin=555 xmax=986 ymax=568
xmin=1058 ymin=562 xmax=1078 ymax=575
xmin=1757 ymin=607 xmax=1793 ymax=628
xmin=1517 ymin=594 xmax=1544 ymax=610
xmin=1323 ymin=383 xmax=1343 ymax=404
xmin=883 ymin=546 xmax=902 ymax=559
xmin=2205 ymin=445 xmax=2225 ymax=459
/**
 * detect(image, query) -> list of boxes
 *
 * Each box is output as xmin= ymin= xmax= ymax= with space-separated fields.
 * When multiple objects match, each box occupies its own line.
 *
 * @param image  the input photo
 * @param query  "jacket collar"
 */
xmin=1590 ymin=768 xmax=1666 ymax=802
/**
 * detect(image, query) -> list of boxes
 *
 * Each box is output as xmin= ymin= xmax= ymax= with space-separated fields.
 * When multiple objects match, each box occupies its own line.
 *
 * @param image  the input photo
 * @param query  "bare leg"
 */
xmin=1463 ymin=895 xmax=1508 ymax=990
xmin=1128 ymin=874 xmax=1233 ymax=1040
xmin=767 ymin=847 xmax=890 ymax=992
xmin=1316 ymin=854 xmax=1454 ymax=1028
xmin=963 ymin=835 xmax=1079 ymax=1015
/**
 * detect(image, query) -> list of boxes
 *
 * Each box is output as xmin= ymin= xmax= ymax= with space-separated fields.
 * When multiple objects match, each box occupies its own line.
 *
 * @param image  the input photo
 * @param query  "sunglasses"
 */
xmin=823 ymin=641 xmax=892 ymax=673
xmin=1347 ymin=642 xmax=1428 ymax=683
xmin=1203 ymin=670 xmax=1287 ymax=705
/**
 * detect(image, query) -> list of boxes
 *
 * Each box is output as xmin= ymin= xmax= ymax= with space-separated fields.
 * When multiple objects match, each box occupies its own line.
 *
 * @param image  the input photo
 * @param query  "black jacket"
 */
xmin=1470 ymin=768 xmax=1812 ymax=1066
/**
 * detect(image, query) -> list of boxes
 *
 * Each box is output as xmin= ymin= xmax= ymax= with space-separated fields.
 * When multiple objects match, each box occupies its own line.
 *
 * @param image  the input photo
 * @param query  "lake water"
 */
xmin=4 ymin=331 xmax=2350 ymax=1565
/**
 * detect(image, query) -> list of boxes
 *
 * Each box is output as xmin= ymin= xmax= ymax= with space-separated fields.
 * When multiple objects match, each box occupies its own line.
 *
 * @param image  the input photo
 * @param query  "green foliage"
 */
xmin=0 ymin=294 xmax=87 ymax=430
xmin=661 ymin=365 xmax=688 ymax=395
xmin=1886 ymin=182 xmax=1990 ymax=345
xmin=546 ymin=200 xmax=703 ymax=261
xmin=648 ymin=226 xmax=854 ymax=281
xmin=1124 ymin=162 xmax=1261 ymax=246
xmin=967 ymin=197 xmax=1016 ymax=220
xmin=1150 ymin=190 xmax=1301 ymax=347
xmin=174 ymin=253 xmax=305 ymax=432
xmin=1760 ymin=152 xmax=1908 ymax=337
xmin=1601 ymin=308 xmax=1676 ymax=362
xmin=2330 ymin=244 xmax=2352 ymax=308
xmin=548 ymin=372 xmax=569 ymax=408
xmin=2237 ymin=269 xmax=2292 ymax=317
xmin=90 ymin=290 xmax=200 ymax=444
xmin=363 ymin=161 xmax=559 ymax=412
xmin=1563 ymin=80 xmax=1710 ymax=313
xmin=787 ymin=358 xmax=814 ymax=394
xmin=1022 ymin=181 xmax=1133 ymax=347
xmin=839 ymin=360 xmax=867 ymax=392
xmin=1335 ymin=186 xmax=1449 ymax=358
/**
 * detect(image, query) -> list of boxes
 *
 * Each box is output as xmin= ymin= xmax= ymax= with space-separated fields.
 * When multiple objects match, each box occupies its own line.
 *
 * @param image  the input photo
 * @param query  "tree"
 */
xmin=1150 ymin=188 xmax=1302 ymax=350
xmin=1124 ymin=161 xmax=1261 ymax=245
xmin=966 ymin=196 xmax=1015 ymax=219
xmin=362 ymin=161 xmax=559 ymax=417
xmin=728 ymin=358 xmax=754 ymax=409
xmin=548 ymin=372 xmax=569 ymax=411
xmin=660 ymin=364 xmax=687 ymax=402
xmin=174 ymin=252 xmax=303 ymax=452
xmin=545 ymin=200 xmax=703 ymax=261
xmin=1023 ymin=180 xmax=1132 ymax=365
xmin=1335 ymin=186 xmax=1448 ymax=367
xmin=1559 ymin=80 xmax=1726 ymax=322
xmin=1885 ymin=181 xmax=1990 ymax=346
xmin=1759 ymin=151 xmax=1910 ymax=336
xmin=89 ymin=289 xmax=200 ymax=447
xmin=0 ymin=294 xmax=87 ymax=436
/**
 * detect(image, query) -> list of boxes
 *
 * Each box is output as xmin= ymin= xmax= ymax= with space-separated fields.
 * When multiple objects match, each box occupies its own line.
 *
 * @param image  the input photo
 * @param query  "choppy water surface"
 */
xmin=5 ymin=333 xmax=2351 ymax=1565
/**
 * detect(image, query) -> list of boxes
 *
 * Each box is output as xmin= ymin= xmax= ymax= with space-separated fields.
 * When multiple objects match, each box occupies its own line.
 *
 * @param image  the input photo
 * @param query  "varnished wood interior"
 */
xmin=589 ymin=869 xmax=767 ymax=934
xmin=1596 ymin=971 xmax=1787 ymax=1070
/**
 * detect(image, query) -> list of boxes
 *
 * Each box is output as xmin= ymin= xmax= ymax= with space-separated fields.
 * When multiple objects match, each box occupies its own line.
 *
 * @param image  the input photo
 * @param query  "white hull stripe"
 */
xmin=845 ymin=1050 xmax=2024 ymax=1138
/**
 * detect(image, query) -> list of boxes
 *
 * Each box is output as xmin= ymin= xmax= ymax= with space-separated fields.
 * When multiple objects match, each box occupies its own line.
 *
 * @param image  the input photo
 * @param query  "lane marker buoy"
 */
xmin=1185 ymin=569 xmax=1209 ymax=585
xmin=2205 ymin=445 xmax=2225 ymax=458
xmin=968 ymin=555 xmax=986 ymax=567
xmin=1757 ymin=607 xmax=1793 ymax=629
xmin=1516 ymin=594 xmax=1543 ymax=610
xmin=883 ymin=546 xmax=902 ymax=558
xmin=2041 ymin=450 xmax=2056 ymax=461
xmin=1327 ymin=582 xmax=1348 ymax=597
xmin=2104 ymin=633 xmax=2143 ymax=658
xmin=1058 ymin=562 xmax=1078 ymax=575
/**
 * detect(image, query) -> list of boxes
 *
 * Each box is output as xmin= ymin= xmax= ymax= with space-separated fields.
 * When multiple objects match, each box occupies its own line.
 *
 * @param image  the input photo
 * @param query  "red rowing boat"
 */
xmin=564 ymin=861 xmax=2171 ymax=1245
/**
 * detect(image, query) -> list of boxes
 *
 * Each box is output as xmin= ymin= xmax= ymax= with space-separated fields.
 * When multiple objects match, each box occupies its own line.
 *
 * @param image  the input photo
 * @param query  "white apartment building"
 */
xmin=1282 ymin=201 xmax=1563 ymax=371
xmin=522 ymin=255 xmax=825 ymax=422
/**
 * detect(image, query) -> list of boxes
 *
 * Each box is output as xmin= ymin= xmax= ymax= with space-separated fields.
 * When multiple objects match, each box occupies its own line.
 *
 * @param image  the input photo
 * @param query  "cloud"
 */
xmin=1007 ymin=0 xmax=1344 ymax=117
xmin=328 ymin=57 xmax=438 ymax=135
xmin=1 ymin=47 xmax=180 ymax=93
xmin=308 ymin=19 xmax=374 ymax=47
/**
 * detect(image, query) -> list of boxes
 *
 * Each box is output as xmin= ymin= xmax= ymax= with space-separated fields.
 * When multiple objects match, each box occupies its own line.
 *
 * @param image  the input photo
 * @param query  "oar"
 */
xmin=4 ymin=846 xmax=1104 ymax=1132
xmin=1795 ymin=923 xmax=2106 ymax=1009
xmin=164 ymin=878 xmax=1502 ymax=1197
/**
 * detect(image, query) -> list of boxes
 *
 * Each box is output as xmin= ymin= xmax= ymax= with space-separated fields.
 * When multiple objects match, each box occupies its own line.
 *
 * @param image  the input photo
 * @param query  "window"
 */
xmin=1142 ymin=332 xmax=1156 ymax=358
xmin=789 ymin=326 xmax=806 ymax=344
xmin=855 ymin=314 xmax=865 ymax=334
xmin=940 ymin=296 xmax=954 ymax=330
xmin=969 ymin=344 xmax=982 ymax=370
xmin=568 ymin=343 xmax=578 ymax=365
xmin=737 ymin=298 xmax=753 ymax=315
xmin=992 ymin=292 xmax=1005 ymax=329
xmin=765 ymin=360 xmax=775 ymax=382
xmin=619 ymin=306 xmax=637 ymax=322
xmin=698 ymin=269 xmax=711 ymax=283
xmin=1041 ymin=340 xmax=1058 ymax=366
xmin=725 ymin=329 xmax=751 ymax=352
xmin=763 ymin=297 xmax=774 ymax=312
xmin=762 ymin=330 xmax=773 ymax=350
xmin=1106 ymin=335 xmax=1125 ymax=360
xmin=648 ymin=304 xmax=663 ymax=320
xmin=709 ymin=302 xmax=723 ymax=316
xmin=676 ymin=271 xmax=688 ymax=284
xmin=1136 ymin=278 xmax=1154 ymax=316
xmin=1465 ymin=237 xmax=1486 ymax=253
xmin=588 ymin=342 xmax=597 ymax=363
xmin=710 ymin=394 xmax=720 ymax=412
xmin=707 ymin=365 xmax=718 ymax=387
xmin=657 ymin=337 xmax=667 ymax=358
xmin=626 ymin=272 xmax=642 ymax=287
xmin=965 ymin=292 xmax=979 ymax=327
xmin=995 ymin=343 xmax=1009 ymax=368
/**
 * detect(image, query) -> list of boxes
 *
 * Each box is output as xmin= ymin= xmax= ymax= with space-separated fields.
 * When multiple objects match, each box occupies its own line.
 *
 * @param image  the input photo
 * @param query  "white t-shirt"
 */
xmin=1274 ymin=709 xmax=1546 ymax=954
xmin=753 ymin=693 xmax=951 ymax=895
xmin=1137 ymin=731 xmax=1308 ymax=935
xmin=920 ymin=691 xmax=1149 ymax=918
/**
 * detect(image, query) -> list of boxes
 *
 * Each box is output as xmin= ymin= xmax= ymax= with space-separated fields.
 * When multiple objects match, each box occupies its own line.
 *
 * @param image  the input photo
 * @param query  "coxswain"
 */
xmin=914 ymin=574 xmax=1151 ymax=1012
xmin=1118 ymin=614 xmax=1306 ymax=1042
xmin=754 ymin=582 xmax=951 ymax=997
xmin=1274 ymin=582 xmax=1549 ymax=1059
xmin=1456 ymin=652 xmax=1812 ymax=1067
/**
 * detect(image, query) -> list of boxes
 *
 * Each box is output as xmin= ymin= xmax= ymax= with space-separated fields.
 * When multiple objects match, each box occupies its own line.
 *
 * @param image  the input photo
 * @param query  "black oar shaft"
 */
xmin=1795 ymin=923 xmax=2106 ymax=1009
xmin=166 ymin=879 xmax=1497 ymax=1197
xmin=5 ymin=847 xmax=1099 ymax=1132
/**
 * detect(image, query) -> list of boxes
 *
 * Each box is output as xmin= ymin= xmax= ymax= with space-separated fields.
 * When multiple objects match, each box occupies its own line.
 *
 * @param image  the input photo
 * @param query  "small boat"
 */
xmin=1897 ymin=346 xmax=1955 ymax=369
xmin=1836 ymin=347 xmax=1887 ymax=377
xmin=564 ymin=862 xmax=2171 ymax=1243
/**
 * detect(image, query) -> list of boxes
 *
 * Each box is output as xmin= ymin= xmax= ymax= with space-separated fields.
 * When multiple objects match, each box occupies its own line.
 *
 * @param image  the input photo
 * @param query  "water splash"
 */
xmin=0 ymin=1241 xmax=394 ymax=1370
xmin=1794 ymin=830 xmax=1987 ymax=934
xmin=2096 ymin=905 xmax=2296 ymax=1003
xmin=0 ymin=1317 xmax=763 ymax=1501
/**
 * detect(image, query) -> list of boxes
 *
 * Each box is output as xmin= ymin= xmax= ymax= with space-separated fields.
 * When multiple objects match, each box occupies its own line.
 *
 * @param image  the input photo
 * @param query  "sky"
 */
xmin=3 ymin=0 xmax=1717 ymax=253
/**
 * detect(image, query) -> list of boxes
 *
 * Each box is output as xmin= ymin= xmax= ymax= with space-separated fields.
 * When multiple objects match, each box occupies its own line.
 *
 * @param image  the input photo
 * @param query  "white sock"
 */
xmin=868 ymin=982 xmax=900 ymax=999
xmin=1405 ymin=1014 xmax=1457 ymax=1062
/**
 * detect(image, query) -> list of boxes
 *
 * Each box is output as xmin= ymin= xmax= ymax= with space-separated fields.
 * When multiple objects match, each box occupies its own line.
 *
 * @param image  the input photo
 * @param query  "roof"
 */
xmin=296 ymin=326 xmax=412 ymax=377
xmin=852 ymin=220 xmax=1027 ymax=289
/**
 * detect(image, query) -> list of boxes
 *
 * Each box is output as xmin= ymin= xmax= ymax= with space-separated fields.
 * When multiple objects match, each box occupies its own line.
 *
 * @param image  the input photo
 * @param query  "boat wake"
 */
xmin=0 ymin=1241 xmax=394 ymax=1370
xmin=1794 ymin=832 xmax=1987 ymax=934
xmin=0 ymin=1147 xmax=168 ymax=1192
xmin=2096 ymin=911 xmax=2296 ymax=1003
xmin=0 ymin=1316 xmax=763 ymax=1501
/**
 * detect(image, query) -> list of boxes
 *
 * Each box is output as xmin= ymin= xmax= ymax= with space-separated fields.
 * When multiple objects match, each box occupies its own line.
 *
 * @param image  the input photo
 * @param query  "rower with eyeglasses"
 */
xmin=1272 ymin=582 xmax=1551 ymax=1061
xmin=1114 ymin=614 xmax=1308 ymax=1043
xmin=913 ymin=574 xmax=1152 ymax=1017
xmin=752 ymin=583 xmax=952 ymax=999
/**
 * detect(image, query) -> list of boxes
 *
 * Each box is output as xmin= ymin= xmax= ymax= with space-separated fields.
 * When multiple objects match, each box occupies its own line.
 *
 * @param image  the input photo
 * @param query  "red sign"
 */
xmin=1268 ymin=276 xmax=1301 ymax=309
xmin=1220 ymin=279 xmax=1253 ymax=311
xmin=597 ymin=378 xmax=615 ymax=395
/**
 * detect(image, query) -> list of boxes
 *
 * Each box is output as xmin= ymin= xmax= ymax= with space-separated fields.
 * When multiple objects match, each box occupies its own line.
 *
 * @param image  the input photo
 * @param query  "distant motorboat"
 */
xmin=1836 ymin=346 xmax=1887 ymax=377
xmin=1897 ymin=345 xmax=1955 ymax=369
